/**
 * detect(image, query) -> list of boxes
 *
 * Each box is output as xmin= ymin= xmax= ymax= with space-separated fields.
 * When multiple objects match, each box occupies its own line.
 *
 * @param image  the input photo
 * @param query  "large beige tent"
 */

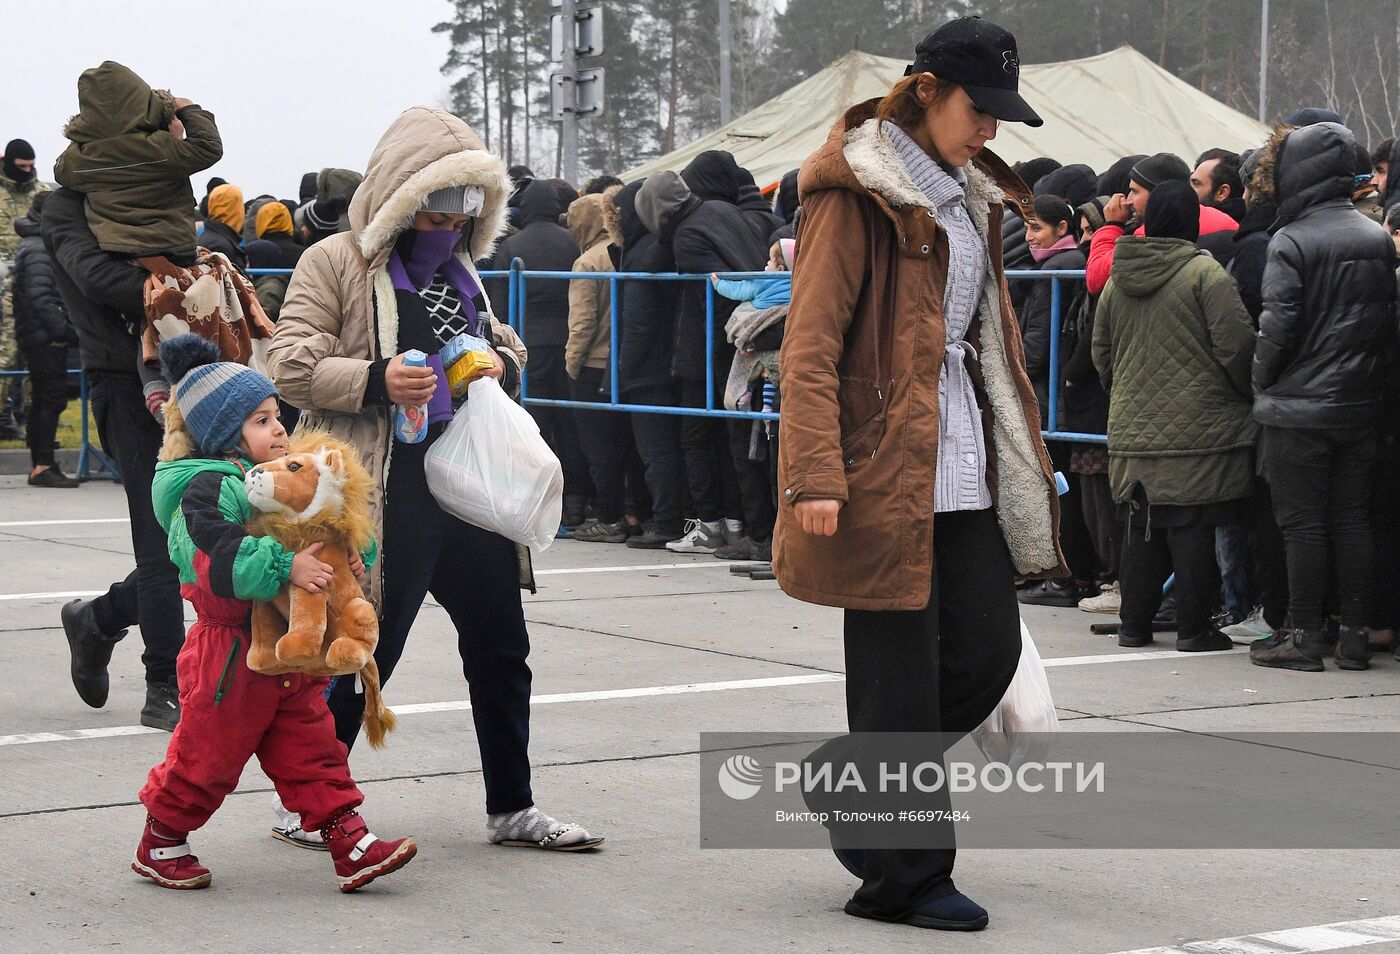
xmin=623 ymin=47 xmax=1272 ymax=188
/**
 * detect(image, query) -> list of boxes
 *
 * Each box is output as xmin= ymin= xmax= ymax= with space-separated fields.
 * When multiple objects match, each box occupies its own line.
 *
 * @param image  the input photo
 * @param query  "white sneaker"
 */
xmin=270 ymin=795 xmax=328 ymax=851
xmin=722 ymin=518 xmax=744 ymax=547
xmin=666 ymin=519 xmax=726 ymax=554
xmin=1078 ymin=581 xmax=1121 ymax=614
xmin=1221 ymin=606 xmax=1273 ymax=645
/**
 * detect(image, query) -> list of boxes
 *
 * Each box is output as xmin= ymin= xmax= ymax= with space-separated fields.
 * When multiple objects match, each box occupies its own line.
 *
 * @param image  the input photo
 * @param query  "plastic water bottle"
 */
xmin=393 ymin=349 xmax=429 ymax=444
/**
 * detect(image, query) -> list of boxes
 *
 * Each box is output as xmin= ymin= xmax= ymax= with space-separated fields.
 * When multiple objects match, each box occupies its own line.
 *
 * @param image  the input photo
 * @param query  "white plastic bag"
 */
xmin=971 ymin=618 xmax=1059 ymax=767
xmin=425 ymin=377 xmax=563 ymax=553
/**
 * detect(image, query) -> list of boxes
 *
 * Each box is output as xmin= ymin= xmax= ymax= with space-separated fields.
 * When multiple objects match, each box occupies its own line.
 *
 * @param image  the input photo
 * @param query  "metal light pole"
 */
xmin=719 ymin=0 xmax=732 ymax=125
xmin=1258 ymin=0 xmax=1269 ymax=123
xmin=561 ymin=0 xmax=579 ymax=184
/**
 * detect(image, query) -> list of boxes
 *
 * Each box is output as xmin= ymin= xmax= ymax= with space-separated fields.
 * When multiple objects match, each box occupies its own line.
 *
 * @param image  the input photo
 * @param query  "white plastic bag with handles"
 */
xmin=971 ymin=618 xmax=1059 ymax=767
xmin=425 ymin=377 xmax=563 ymax=553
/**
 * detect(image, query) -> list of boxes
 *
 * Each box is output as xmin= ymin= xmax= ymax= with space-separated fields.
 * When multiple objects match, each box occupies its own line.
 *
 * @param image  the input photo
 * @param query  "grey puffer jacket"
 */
xmin=1254 ymin=122 xmax=1399 ymax=429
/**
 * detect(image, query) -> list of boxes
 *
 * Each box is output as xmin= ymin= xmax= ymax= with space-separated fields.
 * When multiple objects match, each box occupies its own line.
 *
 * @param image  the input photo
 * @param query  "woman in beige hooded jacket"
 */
xmin=268 ymin=107 xmax=602 ymax=852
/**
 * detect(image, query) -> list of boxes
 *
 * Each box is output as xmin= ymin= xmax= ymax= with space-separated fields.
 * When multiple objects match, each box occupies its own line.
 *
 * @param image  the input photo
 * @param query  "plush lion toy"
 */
xmin=242 ymin=430 xmax=396 ymax=747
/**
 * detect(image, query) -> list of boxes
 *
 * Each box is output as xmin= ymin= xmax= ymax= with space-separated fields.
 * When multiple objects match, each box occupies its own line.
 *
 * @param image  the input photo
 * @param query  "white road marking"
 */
xmin=0 ymin=563 xmax=737 ymax=604
xmin=0 ymin=673 xmax=843 ymax=747
xmin=1110 ymin=914 xmax=1400 ymax=953
xmin=0 ymin=590 xmax=105 ymax=602
xmin=0 ymin=645 xmax=1235 ymax=749
xmin=0 ymin=518 xmax=130 ymax=528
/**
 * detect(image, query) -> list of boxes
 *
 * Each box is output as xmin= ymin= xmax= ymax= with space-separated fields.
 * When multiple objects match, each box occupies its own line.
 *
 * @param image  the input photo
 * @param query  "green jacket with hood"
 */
xmin=53 ymin=61 xmax=222 ymax=257
xmin=1091 ymin=237 xmax=1258 ymax=507
xmin=153 ymin=456 xmax=293 ymax=602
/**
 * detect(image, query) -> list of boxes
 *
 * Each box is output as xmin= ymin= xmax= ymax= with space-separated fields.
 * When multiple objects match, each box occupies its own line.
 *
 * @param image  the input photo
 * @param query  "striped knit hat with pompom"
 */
xmin=160 ymin=334 xmax=277 ymax=456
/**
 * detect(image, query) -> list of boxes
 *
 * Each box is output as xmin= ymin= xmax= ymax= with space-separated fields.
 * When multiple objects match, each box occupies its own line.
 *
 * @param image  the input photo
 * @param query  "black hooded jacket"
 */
xmin=13 ymin=212 xmax=77 ymax=351
xmin=1254 ymin=122 xmax=1398 ymax=428
xmin=41 ymin=187 xmax=147 ymax=375
xmin=1096 ymin=155 xmax=1147 ymax=198
xmin=486 ymin=179 xmax=581 ymax=348
xmin=1226 ymin=199 xmax=1276 ymax=324
xmin=1384 ymin=137 xmax=1400 ymax=213
xmin=642 ymin=176 xmax=768 ymax=382
xmin=198 ymin=218 xmax=245 ymax=272
xmin=613 ymin=181 xmax=680 ymax=397
xmin=681 ymin=151 xmax=783 ymax=255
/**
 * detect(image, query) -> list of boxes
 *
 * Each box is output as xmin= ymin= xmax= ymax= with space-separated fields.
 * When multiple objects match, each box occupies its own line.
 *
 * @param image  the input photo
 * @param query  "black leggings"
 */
xmin=837 ymin=508 xmax=1022 ymax=919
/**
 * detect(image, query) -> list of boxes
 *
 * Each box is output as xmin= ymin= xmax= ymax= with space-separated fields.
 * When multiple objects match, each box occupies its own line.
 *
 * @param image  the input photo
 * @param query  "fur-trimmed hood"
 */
xmin=348 ymin=106 xmax=511 ymax=265
xmin=798 ymin=99 xmax=1032 ymax=227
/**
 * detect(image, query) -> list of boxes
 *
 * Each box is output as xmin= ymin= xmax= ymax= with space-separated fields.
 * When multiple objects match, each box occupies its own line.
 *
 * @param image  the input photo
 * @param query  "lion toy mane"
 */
xmin=242 ymin=430 xmax=395 ymax=747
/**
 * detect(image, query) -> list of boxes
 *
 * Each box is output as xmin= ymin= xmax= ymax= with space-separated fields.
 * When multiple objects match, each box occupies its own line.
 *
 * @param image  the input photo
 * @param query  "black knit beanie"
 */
xmin=1143 ymin=180 xmax=1200 ymax=242
xmin=1129 ymin=153 xmax=1191 ymax=191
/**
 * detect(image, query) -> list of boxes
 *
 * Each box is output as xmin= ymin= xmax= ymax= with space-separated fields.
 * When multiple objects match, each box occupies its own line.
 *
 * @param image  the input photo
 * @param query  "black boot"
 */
xmin=61 ymin=598 xmax=127 ymax=707
xmin=140 ymin=678 xmax=181 ymax=731
xmin=1334 ymin=626 xmax=1371 ymax=671
xmin=1250 ymin=628 xmax=1327 ymax=672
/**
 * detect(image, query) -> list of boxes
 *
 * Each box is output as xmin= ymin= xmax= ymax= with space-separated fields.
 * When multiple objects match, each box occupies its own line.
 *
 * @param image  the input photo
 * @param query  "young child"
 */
xmin=53 ymin=61 xmax=221 ymax=260
xmin=54 ymin=61 xmax=270 ymax=425
xmin=133 ymin=333 xmax=415 ymax=893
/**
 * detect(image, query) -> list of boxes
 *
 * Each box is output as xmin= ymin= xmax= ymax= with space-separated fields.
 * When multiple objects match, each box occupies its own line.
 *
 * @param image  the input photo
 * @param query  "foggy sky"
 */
xmin=8 ymin=0 xmax=458 ymax=200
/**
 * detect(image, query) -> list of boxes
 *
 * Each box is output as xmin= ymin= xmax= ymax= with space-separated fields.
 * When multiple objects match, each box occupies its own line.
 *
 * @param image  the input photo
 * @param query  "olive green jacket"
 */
xmin=1092 ymin=238 xmax=1259 ymax=506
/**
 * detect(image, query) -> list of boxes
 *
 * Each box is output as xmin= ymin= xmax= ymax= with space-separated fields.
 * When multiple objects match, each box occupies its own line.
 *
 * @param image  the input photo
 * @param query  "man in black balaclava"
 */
xmin=1 ymin=137 xmax=48 ymax=439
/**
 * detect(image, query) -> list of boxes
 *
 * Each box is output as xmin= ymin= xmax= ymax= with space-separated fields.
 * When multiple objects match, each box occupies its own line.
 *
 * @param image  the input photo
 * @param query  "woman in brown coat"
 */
xmin=773 ymin=18 xmax=1064 ymax=931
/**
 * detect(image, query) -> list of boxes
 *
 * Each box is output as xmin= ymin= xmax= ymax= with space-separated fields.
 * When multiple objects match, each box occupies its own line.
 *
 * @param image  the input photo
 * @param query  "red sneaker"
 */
xmin=321 ymin=810 xmax=416 ymax=893
xmin=132 ymin=815 xmax=211 ymax=890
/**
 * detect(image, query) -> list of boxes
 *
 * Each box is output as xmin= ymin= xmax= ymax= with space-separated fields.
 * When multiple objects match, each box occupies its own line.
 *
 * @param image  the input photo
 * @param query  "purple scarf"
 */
xmin=388 ymin=229 xmax=485 ymax=422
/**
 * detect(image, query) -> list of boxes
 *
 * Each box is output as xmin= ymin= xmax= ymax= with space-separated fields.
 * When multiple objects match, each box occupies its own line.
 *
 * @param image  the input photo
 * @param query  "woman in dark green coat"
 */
xmin=1092 ymin=180 xmax=1258 ymax=652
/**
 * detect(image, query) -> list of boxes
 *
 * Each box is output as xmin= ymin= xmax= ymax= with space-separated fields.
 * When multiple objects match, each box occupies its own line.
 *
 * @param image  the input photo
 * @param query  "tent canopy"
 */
xmin=622 ymin=47 xmax=1272 ymax=189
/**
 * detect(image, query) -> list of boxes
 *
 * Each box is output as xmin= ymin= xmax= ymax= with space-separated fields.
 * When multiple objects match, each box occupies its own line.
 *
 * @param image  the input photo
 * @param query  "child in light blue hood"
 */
xmin=710 ymin=238 xmax=795 ymax=308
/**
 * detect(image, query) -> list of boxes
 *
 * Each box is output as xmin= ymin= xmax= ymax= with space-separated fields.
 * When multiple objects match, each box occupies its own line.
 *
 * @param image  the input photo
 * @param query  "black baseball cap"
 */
xmin=905 ymin=16 xmax=1043 ymax=127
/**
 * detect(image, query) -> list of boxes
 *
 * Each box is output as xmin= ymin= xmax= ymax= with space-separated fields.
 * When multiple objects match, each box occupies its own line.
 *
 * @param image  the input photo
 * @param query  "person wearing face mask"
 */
xmin=774 ymin=16 xmax=1062 ymax=933
xmin=270 ymin=106 xmax=602 ymax=854
xmin=0 ymin=138 xmax=49 ymax=439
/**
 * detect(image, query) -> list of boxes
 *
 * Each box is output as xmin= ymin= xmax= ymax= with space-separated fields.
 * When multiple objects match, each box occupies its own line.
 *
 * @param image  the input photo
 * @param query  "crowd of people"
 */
xmin=996 ymin=108 xmax=1400 ymax=675
xmin=1 ymin=18 xmax=1398 ymax=923
xmin=4 ymin=74 xmax=1399 ymax=677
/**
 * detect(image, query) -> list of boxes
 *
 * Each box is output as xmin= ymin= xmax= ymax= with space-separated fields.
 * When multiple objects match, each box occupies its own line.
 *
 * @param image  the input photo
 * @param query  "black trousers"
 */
xmin=22 ymin=344 xmax=69 ymax=467
xmin=1245 ymin=477 xmax=1290 ymax=630
xmin=87 ymin=373 xmax=186 ymax=683
xmin=1371 ymin=431 xmax=1400 ymax=631
xmin=1263 ymin=426 xmax=1376 ymax=629
xmin=679 ymin=376 xmax=741 ymax=522
xmin=524 ymin=345 xmax=591 ymax=500
xmin=728 ymin=419 xmax=776 ymax=542
xmin=1078 ymin=473 xmax=1120 ymax=579
xmin=628 ymin=385 xmax=687 ymax=536
xmin=1049 ymin=442 xmax=1097 ymax=582
xmin=327 ymin=434 xmax=533 ymax=815
xmin=1118 ymin=515 xmax=1219 ymax=642
xmin=838 ymin=509 xmax=1022 ymax=919
xmin=571 ymin=366 xmax=635 ymax=523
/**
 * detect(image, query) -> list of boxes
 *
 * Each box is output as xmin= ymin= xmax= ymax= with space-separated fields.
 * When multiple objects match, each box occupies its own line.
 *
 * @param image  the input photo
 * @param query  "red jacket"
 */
xmin=1086 ymin=204 xmax=1239 ymax=294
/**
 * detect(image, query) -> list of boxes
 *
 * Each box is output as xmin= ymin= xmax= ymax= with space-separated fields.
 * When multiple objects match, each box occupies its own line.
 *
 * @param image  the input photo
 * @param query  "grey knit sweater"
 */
xmin=882 ymin=121 xmax=993 ymax=513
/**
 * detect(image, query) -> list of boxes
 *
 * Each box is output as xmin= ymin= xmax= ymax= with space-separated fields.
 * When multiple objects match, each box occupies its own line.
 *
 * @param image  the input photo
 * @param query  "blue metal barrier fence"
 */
xmin=260 ymin=263 xmax=1106 ymax=443
xmin=477 ymin=260 xmax=1103 ymax=443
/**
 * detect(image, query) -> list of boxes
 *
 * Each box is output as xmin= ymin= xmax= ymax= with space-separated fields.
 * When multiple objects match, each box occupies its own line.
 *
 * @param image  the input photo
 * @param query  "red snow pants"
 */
xmin=140 ymin=569 xmax=363 ymax=835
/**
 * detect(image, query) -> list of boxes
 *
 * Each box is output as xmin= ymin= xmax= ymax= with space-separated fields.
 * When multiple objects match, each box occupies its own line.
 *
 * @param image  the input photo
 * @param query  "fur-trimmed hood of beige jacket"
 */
xmin=266 ymin=106 xmax=531 ymax=604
